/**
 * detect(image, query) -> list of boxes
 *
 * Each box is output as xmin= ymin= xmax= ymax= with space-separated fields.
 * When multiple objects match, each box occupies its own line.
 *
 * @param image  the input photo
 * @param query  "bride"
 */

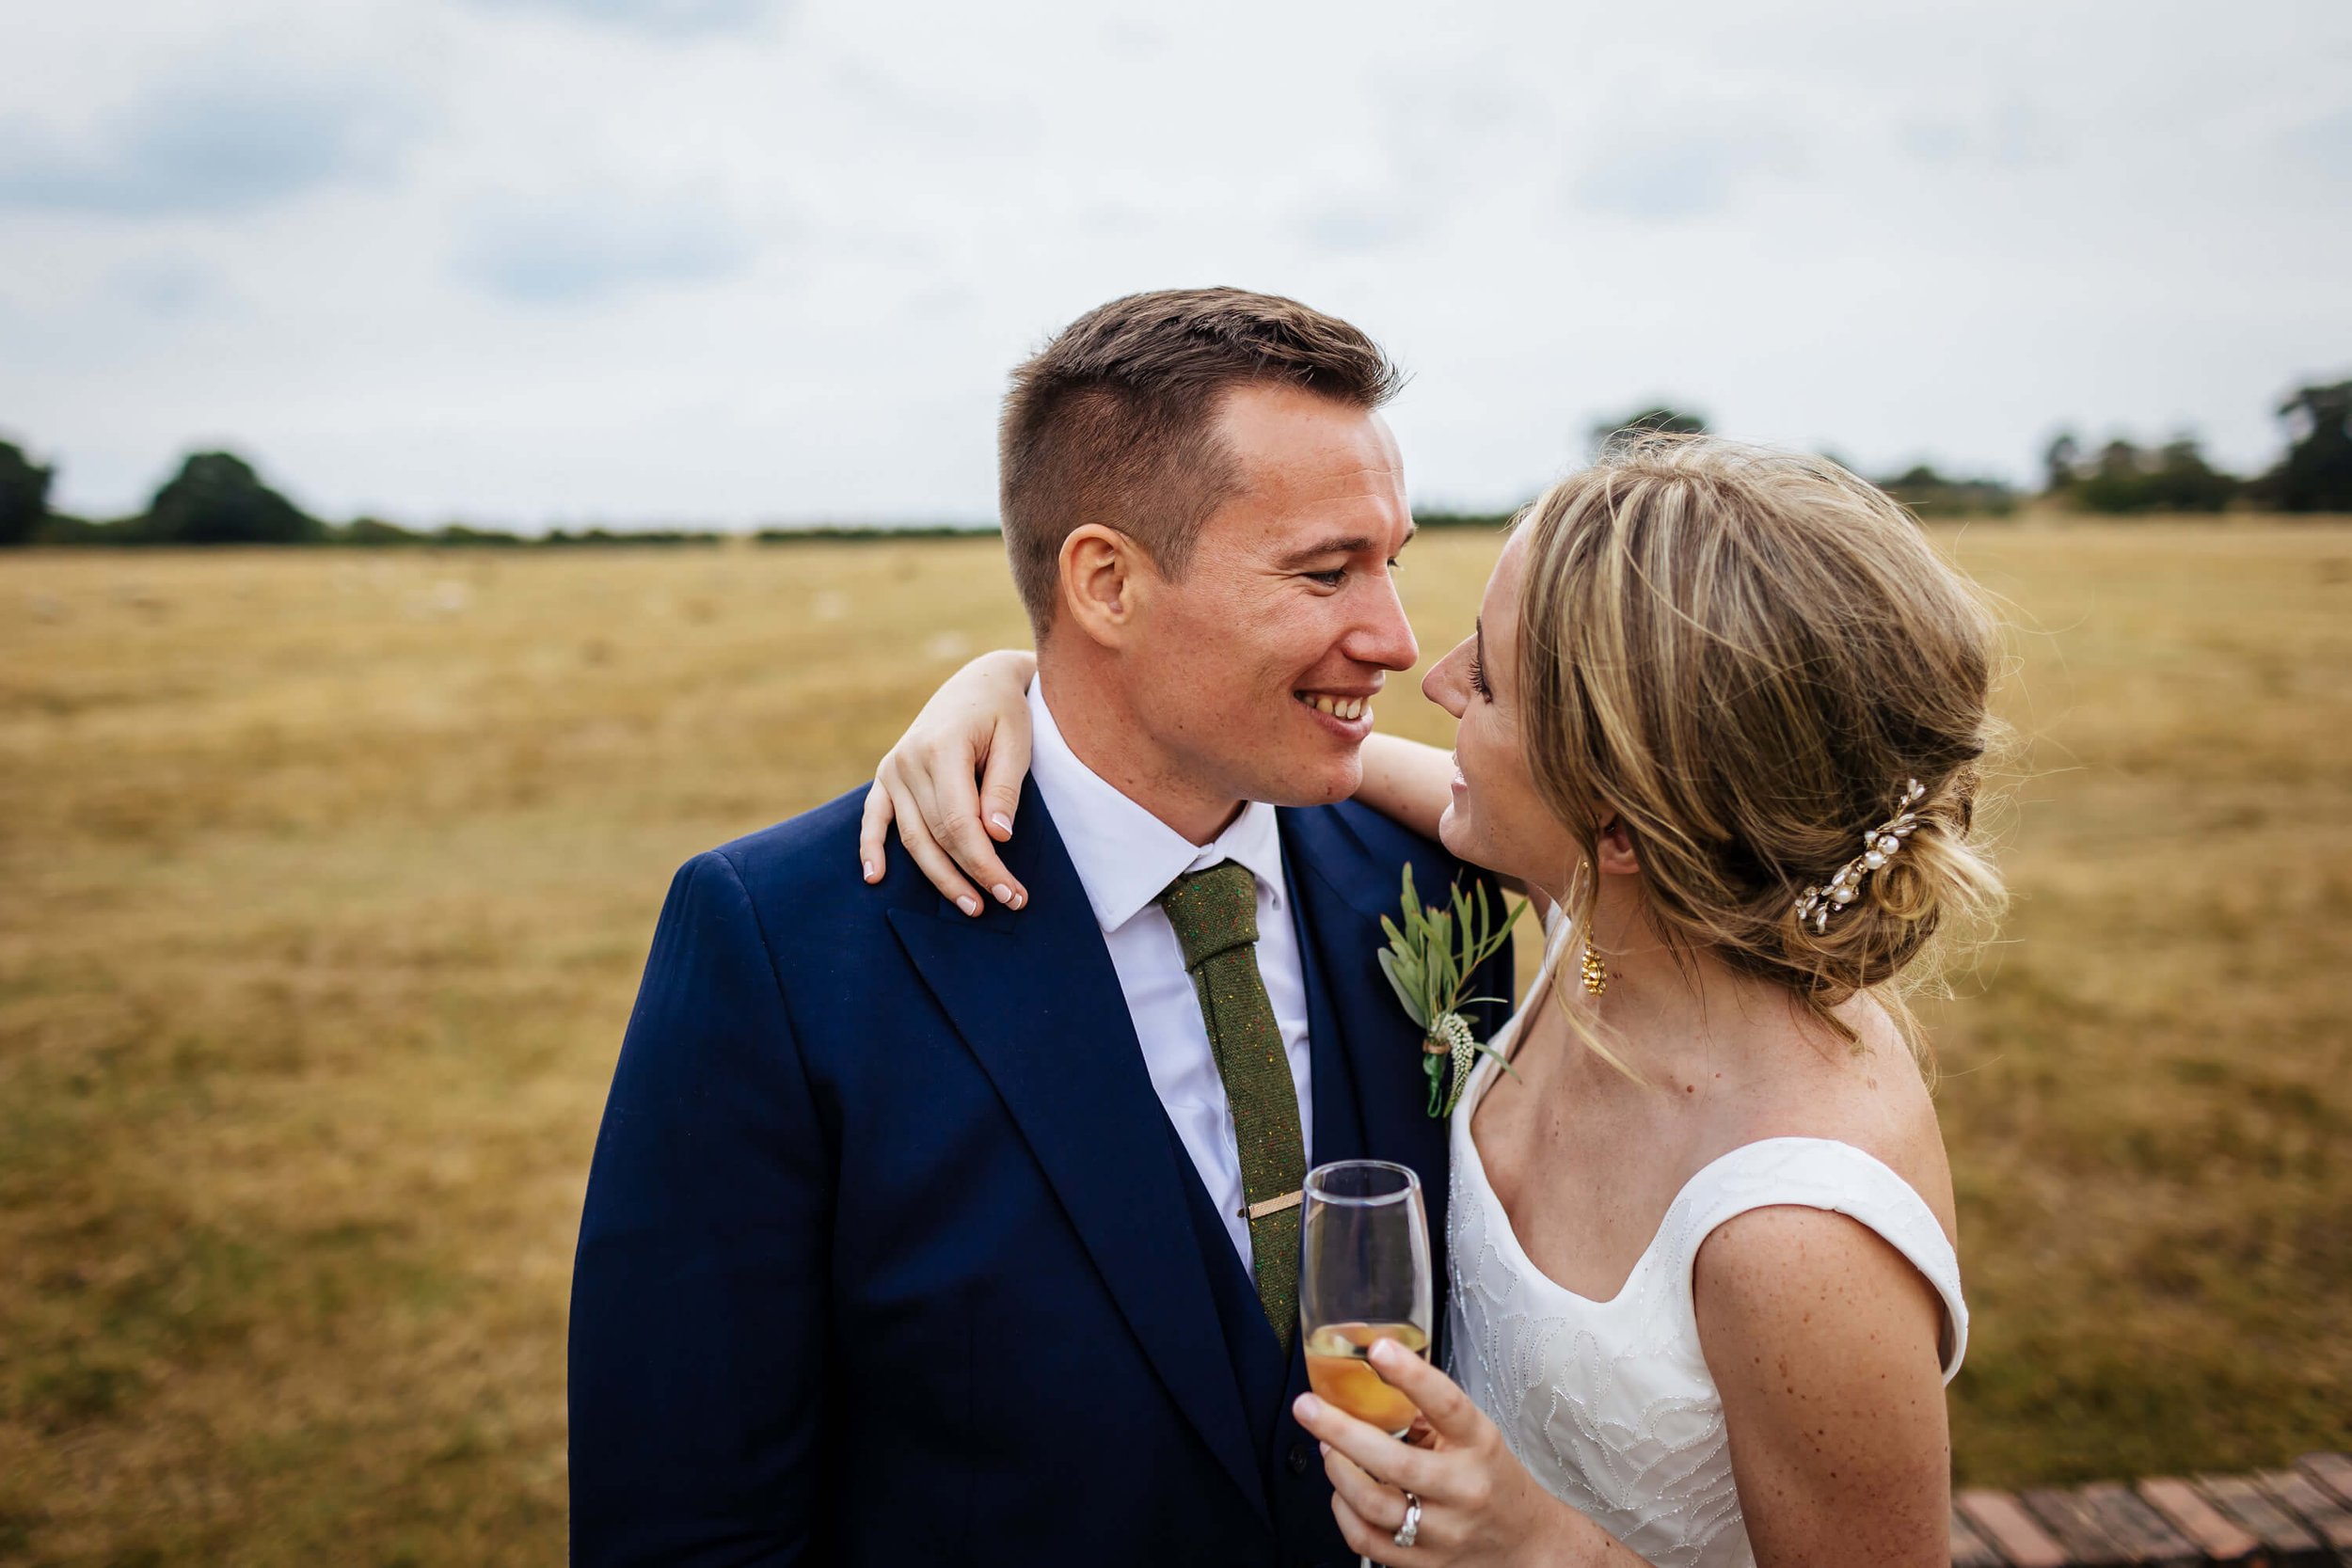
xmin=862 ymin=436 xmax=2003 ymax=1567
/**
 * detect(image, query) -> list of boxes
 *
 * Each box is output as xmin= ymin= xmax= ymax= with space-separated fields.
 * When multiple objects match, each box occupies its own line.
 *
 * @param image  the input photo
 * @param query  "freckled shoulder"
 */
xmin=1743 ymin=996 xmax=1959 ymax=1246
xmin=1684 ymin=1194 xmax=1959 ymax=1566
xmin=1692 ymin=1201 xmax=1937 ymax=1316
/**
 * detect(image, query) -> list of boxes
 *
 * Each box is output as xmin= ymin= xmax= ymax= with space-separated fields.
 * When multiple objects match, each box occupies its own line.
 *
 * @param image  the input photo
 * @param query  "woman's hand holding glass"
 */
xmin=1294 ymin=1347 xmax=1609 ymax=1567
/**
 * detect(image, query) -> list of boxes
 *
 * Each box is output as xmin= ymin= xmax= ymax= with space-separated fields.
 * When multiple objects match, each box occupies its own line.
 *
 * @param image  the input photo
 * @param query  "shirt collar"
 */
xmin=1028 ymin=675 xmax=1289 ymax=936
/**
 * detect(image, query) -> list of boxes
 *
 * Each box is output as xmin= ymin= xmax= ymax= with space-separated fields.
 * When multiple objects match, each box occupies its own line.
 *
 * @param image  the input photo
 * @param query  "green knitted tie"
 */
xmin=1158 ymin=861 xmax=1305 ymax=1350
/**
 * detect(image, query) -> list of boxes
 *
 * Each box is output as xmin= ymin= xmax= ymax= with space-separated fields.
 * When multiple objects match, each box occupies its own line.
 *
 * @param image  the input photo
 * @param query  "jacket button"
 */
xmin=1288 ymin=1440 xmax=1314 ymax=1476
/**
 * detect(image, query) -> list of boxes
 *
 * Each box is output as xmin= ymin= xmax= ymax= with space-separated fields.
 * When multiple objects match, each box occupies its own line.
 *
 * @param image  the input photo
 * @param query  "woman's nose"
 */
xmin=1423 ymin=645 xmax=1468 ymax=717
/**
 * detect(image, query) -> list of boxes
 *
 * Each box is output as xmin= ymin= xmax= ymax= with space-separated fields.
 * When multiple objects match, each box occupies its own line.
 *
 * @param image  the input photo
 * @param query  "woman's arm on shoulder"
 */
xmin=856 ymin=648 xmax=1035 ymax=914
xmin=858 ymin=664 xmax=1539 ymax=916
xmin=1359 ymin=733 xmax=1542 ymax=911
xmin=1693 ymin=1205 xmax=1953 ymax=1568
xmin=1354 ymin=731 xmax=1454 ymax=842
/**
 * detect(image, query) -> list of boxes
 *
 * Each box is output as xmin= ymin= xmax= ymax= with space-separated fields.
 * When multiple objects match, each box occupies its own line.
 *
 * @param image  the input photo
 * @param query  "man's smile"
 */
xmin=1294 ymin=690 xmax=1373 ymax=721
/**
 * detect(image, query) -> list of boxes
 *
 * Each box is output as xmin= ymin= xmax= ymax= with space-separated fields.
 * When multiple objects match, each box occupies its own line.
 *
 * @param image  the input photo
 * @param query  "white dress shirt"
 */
xmin=1027 ymin=676 xmax=1314 ymax=1269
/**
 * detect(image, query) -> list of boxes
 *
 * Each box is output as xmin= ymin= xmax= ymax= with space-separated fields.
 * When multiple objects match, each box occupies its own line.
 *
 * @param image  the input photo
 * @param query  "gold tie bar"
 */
xmin=1241 ymin=1189 xmax=1303 ymax=1222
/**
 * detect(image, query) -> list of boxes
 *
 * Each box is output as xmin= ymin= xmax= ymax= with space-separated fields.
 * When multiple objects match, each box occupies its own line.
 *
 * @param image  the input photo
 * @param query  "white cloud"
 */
xmin=453 ymin=191 xmax=758 ymax=302
xmin=1570 ymin=128 xmax=1803 ymax=222
xmin=2281 ymin=108 xmax=2352 ymax=181
xmin=1 ymin=0 xmax=2348 ymax=524
xmin=0 ymin=58 xmax=421 ymax=216
xmin=456 ymin=0 xmax=787 ymax=36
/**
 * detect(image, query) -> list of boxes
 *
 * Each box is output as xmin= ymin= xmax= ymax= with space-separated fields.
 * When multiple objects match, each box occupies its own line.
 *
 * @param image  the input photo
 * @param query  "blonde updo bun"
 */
xmin=1517 ymin=435 xmax=2008 ymax=1052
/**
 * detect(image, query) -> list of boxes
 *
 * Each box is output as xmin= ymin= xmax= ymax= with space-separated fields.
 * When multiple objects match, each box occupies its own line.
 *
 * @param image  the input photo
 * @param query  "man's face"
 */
xmin=1120 ymin=383 xmax=1420 ymax=819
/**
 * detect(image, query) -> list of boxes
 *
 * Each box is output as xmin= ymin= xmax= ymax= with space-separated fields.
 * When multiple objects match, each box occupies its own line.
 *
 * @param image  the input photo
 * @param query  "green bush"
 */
xmin=142 ymin=451 xmax=323 ymax=545
xmin=0 ymin=439 xmax=54 ymax=546
xmin=2067 ymin=438 xmax=2239 ymax=515
xmin=2264 ymin=381 xmax=2352 ymax=512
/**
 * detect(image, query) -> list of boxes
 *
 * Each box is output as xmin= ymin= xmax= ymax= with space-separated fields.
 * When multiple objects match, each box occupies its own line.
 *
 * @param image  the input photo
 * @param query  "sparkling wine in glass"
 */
xmin=1299 ymin=1159 xmax=1434 ymax=1439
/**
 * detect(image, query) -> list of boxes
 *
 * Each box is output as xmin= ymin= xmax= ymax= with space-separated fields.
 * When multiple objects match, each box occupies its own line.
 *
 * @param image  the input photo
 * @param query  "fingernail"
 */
xmin=1319 ymin=1441 xmax=1330 ymax=1457
xmin=1370 ymin=1340 xmax=1398 ymax=1365
xmin=992 ymin=883 xmax=1012 ymax=905
xmin=957 ymin=895 xmax=979 ymax=916
xmin=1009 ymin=890 xmax=1025 ymax=910
xmin=862 ymin=861 xmax=876 ymax=882
xmin=990 ymin=813 xmax=1013 ymax=835
xmin=1295 ymin=1393 xmax=1323 ymax=1419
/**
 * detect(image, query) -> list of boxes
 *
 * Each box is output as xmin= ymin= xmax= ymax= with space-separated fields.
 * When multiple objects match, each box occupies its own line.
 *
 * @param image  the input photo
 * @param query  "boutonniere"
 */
xmin=1377 ymin=865 xmax=1523 ymax=1118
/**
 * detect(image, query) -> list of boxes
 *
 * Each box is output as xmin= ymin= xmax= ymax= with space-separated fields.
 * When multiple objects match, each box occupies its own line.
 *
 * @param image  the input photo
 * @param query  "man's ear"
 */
xmin=1594 ymin=815 xmax=1642 ymax=877
xmin=1058 ymin=524 xmax=1151 ymax=647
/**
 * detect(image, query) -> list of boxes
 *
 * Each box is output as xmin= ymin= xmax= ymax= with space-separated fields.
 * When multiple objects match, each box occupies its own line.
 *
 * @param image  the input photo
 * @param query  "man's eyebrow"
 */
xmin=1273 ymin=525 xmax=1418 ymax=570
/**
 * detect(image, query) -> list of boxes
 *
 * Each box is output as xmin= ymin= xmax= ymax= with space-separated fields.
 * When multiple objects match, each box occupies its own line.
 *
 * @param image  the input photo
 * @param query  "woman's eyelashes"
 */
xmin=1468 ymin=652 xmax=1492 ymax=701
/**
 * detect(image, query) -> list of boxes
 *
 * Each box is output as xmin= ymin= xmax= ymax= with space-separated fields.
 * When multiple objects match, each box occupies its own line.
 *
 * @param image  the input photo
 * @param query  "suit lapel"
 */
xmin=1278 ymin=808 xmax=1455 ymax=1301
xmin=885 ymin=781 xmax=1265 ymax=1525
xmin=1284 ymin=829 xmax=1366 ymax=1175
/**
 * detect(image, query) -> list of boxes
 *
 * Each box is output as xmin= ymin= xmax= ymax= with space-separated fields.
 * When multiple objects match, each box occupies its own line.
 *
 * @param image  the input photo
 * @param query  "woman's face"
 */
xmin=1422 ymin=528 xmax=1582 ymax=896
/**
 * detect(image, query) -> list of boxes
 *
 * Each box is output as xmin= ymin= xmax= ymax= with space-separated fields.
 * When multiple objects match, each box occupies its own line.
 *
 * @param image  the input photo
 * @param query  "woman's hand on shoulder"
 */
xmin=1694 ymin=1206 xmax=1953 ymax=1568
xmin=857 ymin=649 xmax=1038 ymax=915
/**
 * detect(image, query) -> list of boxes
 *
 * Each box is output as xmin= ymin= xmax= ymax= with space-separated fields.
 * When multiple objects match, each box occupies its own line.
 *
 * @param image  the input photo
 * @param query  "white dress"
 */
xmin=1446 ymin=915 xmax=1968 ymax=1568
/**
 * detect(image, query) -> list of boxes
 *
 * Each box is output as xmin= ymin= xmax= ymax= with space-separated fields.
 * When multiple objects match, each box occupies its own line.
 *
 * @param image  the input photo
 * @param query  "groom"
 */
xmin=569 ymin=288 xmax=1513 ymax=1565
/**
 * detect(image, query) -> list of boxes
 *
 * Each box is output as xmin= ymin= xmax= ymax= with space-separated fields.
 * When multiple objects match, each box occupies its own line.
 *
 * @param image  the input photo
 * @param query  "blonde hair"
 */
xmin=1516 ymin=435 xmax=2008 ymax=1065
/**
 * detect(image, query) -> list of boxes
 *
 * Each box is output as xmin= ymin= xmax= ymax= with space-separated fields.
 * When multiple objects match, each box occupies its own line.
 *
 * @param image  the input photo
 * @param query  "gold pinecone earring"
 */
xmin=1579 ymin=934 xmax=1609 ymax=996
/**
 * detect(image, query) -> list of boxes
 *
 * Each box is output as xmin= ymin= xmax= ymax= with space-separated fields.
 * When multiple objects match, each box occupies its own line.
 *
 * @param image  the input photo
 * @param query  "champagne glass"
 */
xmin=1299 ymin=1159 xmax=1434 ymax=1441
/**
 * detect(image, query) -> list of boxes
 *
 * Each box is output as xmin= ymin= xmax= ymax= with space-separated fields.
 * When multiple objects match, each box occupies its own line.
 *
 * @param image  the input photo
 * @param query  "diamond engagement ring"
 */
xmin=1393 ymin=1490 xmax=1422 ymax=1549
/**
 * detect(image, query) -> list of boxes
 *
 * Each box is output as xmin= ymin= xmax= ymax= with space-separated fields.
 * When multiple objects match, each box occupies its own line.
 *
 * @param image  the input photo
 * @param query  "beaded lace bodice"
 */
xmin=1446 ymin=915 xmax=1968 ymax=1568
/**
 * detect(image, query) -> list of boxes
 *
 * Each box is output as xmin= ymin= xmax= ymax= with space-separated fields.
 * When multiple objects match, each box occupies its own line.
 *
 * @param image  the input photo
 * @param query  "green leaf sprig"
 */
xmin=1375 ymin=864 xmax=1524 ymax=1117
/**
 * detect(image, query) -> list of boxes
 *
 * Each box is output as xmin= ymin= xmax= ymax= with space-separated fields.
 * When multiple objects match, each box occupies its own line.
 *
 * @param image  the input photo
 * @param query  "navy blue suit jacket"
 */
xmin=569 ymin=781 xmax=1512 ymax=1565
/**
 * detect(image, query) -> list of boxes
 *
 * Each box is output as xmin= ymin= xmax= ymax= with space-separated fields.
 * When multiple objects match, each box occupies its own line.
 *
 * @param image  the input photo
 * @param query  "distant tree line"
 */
xmin=0 ymin=442 xmax=1000 ymax=549
xmin=0 ymin=449 xmax=741 ymax=549
xmin=1413 ymin=381 xmax=2349 ymax=526
xmin=1408 ymin=406 xmax=2059 ymax=526
xmin=4 ymin=378 xmax=2348 ymax=547
xmin=2038 ymin=383 xmax=2352 ymax=515
xmin=752 ymin=524 xmax=998 ymax=544
xmin=1581 ymin=404 xmax=2026 ymax=519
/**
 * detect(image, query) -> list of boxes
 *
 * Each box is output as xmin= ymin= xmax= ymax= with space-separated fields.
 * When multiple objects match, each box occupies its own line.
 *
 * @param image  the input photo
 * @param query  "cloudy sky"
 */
xmin=5 ymin=0 xmax=2348 ymax=527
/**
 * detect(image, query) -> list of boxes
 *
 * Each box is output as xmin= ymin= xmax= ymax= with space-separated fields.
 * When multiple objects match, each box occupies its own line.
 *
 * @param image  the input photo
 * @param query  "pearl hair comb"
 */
xmin=1794 ymin=778 xmax=1928 ymax=936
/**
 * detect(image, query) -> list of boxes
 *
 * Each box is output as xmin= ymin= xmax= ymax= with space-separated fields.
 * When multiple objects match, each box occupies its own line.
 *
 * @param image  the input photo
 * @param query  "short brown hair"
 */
xmin=998 ymin=287 xmax=1403 ymax=634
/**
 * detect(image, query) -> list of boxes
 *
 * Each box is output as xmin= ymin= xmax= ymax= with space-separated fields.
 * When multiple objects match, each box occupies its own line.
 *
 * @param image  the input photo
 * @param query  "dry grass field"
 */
xmin=2 ymin=523 xmax=2346 ymax=1565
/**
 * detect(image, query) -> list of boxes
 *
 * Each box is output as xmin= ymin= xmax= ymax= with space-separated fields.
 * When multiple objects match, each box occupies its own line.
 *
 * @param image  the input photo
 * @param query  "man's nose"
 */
xmin=1351 ymin=572 xmax=1420 ymax=672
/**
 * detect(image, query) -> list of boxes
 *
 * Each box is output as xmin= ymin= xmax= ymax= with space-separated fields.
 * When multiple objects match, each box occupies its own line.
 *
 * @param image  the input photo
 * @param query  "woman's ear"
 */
xmin=1058 ymin=524 xmax=1142 ymax=647
xmin=1593 ymin=815 xmax=1642 ymax=877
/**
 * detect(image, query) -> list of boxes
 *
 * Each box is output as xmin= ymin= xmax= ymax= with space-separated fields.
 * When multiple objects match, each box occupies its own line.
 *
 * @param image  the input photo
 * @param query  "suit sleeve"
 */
xmin=569 ymin=850 xmax=834 ymax=1566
